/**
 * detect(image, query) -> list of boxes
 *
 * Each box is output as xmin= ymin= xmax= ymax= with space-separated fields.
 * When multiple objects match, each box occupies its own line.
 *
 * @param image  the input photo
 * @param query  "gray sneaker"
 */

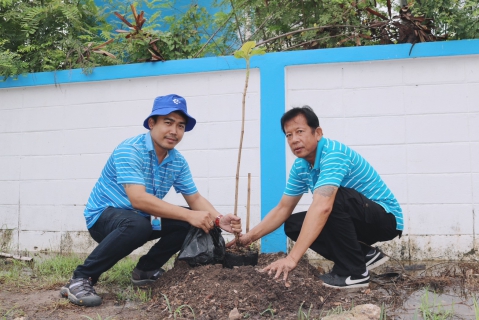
xmin=60 ymin=278 xmax=102 ymax=307
xmin=131 ymin=267 xmax=165 ymax=286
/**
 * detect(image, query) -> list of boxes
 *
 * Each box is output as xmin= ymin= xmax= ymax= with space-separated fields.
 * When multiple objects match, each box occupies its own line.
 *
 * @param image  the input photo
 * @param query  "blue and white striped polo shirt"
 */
xmin=285 ymin=137 xmax=403 ymax=231
xmin=84 ymin=132 xmax=198 ymax=229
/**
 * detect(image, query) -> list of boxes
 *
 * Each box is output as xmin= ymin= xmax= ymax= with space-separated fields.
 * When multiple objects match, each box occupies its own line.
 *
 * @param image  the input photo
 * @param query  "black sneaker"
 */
xmin=365 ymin=246 xmax=389 ymax=270
xmin=131 ymin=267 xmax=165 ymax=286
xmin=59 ymin=278 xmax=102 ymax=307
xmin=320 ymin=272 xmax=370 ymax=289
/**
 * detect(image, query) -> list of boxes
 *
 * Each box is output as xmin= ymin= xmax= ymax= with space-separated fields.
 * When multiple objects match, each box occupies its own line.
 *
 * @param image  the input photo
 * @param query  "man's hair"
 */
xmin=280 ymin=106 xmax=320 ymax=134
xmin=149 ymin=111 xmax=188 ymax=125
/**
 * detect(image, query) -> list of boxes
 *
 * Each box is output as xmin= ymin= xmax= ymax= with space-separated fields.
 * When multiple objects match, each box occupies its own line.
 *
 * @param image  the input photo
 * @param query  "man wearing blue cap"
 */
xmin=60 ymin=94 xmax=242 ymax=307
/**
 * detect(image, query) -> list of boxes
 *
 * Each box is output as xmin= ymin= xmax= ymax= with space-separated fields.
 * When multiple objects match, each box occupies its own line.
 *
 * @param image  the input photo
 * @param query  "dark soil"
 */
xmin=149 ymin=253 xmax=338 ymax=319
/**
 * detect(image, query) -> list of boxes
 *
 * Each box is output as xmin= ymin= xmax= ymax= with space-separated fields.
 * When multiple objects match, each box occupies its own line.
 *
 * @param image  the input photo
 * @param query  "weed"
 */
xmin=414 ymin=289 xmax=454 ymax=320
xmin=35 ymin=254 xmax=84 ymax=284
xmin=260 ymin=304 xmax=275 ymax=318
xmin=0 ymin=305 xmax=24 ymax=320
xmin=474 ymin=295 xmax=479 ymax=320
xmin=380 ymin=302 xmax=387 ymax=320
xmin=115 ymin=285 xmax=152 ymax=303
xmin=162 ymin=293 xmax=173 ymax=313
xmin=174 ymin=305 xmax=196 ymax=319
xmin=99 ymin=256 xmax=138 ymax=288
xmin=297 ymin=301 xmax=313 ymax=320
xmin=161 ymin=293 xmax=196 ymax=319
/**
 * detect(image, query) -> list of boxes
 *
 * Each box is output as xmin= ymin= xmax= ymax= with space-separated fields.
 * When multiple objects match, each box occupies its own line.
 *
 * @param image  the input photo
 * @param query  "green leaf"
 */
xmin=240 ymin=41 xmax=256 ymax=55
xmin=234 ymin=50 xmax=246 ymax=59
xmin=251 ymin=47 xmax=266 ymax=56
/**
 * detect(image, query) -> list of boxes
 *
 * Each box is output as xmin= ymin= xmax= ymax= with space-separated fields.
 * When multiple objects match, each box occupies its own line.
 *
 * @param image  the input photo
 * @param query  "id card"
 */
xmin=151 ymin=216 xmax=161 ymax=230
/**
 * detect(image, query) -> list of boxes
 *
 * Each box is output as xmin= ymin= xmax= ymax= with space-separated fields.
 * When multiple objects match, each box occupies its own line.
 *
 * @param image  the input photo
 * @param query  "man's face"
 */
xmin=148 ymin=111 xmax=186 ymax=154
xmin=284 ymin=114 xmax=322 ymax=164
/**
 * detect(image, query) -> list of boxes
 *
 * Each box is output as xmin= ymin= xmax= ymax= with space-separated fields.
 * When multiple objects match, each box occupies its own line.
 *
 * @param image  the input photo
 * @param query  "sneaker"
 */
xmin=365 ymin=246 xmax=389 ymax=270
xmin=59 ymin=278 xmax=102 ymax=307
xmin=131 ymin=267 xmax=165 ymax=286
xmin=319 ymin=272 xmax=370 ymax=289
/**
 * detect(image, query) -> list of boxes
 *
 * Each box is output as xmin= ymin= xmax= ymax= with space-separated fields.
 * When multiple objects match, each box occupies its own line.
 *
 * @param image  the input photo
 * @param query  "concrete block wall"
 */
xmin=287 ymin=54 xmax=479 ymax=260
xmin=0 ymin=70 xmax=261 ymax=254
xmin=1 ymin=39 xmax=479 ymax=260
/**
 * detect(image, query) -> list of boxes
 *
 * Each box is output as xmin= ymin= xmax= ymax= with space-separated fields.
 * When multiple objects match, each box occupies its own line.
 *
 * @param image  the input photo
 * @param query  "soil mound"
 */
xmin=149 ymin=253 xmax=339 ymax=319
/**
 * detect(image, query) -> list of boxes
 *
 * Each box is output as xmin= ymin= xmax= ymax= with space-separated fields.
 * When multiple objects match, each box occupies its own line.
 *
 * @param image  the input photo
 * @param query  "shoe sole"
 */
xmin=322 ymin=282 xmax=369 ymax=289
xmin=131 ymin=278 xmax=156 ymax=287
xmin=367 ymin=255 xmax=390 ymax=271
xmin=60 ymin=288 xmax=102 ymax=307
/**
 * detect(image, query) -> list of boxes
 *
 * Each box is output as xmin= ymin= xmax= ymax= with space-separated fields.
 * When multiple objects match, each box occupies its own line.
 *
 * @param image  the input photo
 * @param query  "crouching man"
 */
xmin=236 ymin=106 xmax=403 ymax=289
xmin=61 ymin=94 xmax=241 ymax=306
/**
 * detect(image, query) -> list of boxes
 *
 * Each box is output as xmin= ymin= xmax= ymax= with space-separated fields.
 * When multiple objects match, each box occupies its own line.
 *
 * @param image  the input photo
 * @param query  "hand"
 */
xmin=226 ymin=232 xmax=253 ymax=248
xmin=262 ymin=256 xmax=297 ymax=282
xmin=189 ymin=211 xmax=214 ymax=233
xmin=219 ymin=213 xmax=242 ymax=234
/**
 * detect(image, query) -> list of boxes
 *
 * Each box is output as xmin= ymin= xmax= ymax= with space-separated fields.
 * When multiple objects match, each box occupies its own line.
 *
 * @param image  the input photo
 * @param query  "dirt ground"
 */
xmin=1 ymin=253 xmax=479 ymax=319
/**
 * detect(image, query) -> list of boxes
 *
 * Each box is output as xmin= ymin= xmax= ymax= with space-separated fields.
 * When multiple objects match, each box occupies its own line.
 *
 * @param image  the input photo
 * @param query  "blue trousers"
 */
xmin=74 ymin=207 xmax=190 ymax=284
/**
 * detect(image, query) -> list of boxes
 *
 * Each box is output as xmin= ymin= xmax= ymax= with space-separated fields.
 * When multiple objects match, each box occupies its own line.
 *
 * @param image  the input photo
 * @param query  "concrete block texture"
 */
xmin=1 ymin=52 xmax=479 ymax=259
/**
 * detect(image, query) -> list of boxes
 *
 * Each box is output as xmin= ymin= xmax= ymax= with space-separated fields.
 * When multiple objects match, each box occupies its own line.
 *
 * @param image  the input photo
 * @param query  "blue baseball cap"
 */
xmin=143 ymin=94 xmax=196 ymax=132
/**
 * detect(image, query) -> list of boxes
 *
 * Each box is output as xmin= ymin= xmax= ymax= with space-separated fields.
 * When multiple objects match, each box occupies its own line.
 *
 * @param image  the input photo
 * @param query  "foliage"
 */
xmin=221 ymin=0 xmax=479 ymax=52
xmin=0 ymin=0 xmax=235 ymax=79
xmin=1 ymin=0 xmax=478 ymax=79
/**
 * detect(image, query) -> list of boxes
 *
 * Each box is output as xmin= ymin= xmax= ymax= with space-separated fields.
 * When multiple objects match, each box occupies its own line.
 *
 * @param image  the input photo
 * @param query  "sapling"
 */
xmin=232 ymin=41 xmax=265 ymax=244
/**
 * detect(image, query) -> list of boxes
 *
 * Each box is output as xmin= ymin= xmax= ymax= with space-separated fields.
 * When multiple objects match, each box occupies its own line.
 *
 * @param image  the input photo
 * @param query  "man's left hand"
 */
xmin=262 ymin=256 xmax=297 ymax=281
xmin=219 ymin=213 xmax=242 ymax=234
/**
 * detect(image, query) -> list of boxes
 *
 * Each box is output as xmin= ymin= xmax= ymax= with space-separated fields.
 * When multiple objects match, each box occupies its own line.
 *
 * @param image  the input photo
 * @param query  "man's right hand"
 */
xmin=188 ymin=211 xmax=214 ymax=233
xmin=226 ymin=232 xmax=254 ymax=248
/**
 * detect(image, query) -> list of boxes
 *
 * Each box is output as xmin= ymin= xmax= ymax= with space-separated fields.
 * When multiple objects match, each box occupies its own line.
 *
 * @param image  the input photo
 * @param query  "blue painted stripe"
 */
xmin=260 ymin=62 xmax=287 ymax=253
xmin=2 ymin=40 xmax=478 ymax=89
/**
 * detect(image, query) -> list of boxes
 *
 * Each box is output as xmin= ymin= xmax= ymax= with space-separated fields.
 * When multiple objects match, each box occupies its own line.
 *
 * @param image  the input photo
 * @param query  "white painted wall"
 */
xmin=286 ymin=54 xmax=479 ymax=260
xmin=0 ymin=70 xmax=261 ymax=254
xmin=1 ymin=52 xmax=479 ymax=260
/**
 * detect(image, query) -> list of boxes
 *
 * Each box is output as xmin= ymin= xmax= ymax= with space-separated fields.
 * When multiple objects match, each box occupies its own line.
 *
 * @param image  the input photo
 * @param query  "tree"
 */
xmin=220 ymin=0 xmax=479 ymax=52
xmin=0 ymin=0 xmax=235 ymax=79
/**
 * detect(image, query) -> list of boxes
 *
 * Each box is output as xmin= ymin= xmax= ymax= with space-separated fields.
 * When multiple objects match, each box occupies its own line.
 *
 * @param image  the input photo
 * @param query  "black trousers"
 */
xmin=74 ymin=207 xmax=190 ymax=284
xmin=284 ymin=187 xmax=401 ymax=276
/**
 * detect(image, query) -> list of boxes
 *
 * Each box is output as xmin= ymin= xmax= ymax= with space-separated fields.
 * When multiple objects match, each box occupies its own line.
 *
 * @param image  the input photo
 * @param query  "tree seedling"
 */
xmin=232 ymin=41 xmax=265 ymax=244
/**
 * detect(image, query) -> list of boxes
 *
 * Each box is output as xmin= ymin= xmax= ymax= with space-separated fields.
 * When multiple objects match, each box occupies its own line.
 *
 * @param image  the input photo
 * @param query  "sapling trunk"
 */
xmin=233 ymin=58 xmax=250 ymax=244
xmin=246 ymin=173 xmax=251 ymax=233
xmin=232 ymin=41 xmax=264 ymax=248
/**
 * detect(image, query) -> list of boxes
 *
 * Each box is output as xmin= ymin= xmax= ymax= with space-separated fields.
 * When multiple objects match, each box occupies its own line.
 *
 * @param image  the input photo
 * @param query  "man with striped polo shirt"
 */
xmin=60 ymin=94 xmax=241 ymax=306
xmin=237 ymin=106 xmax=403 ymax=289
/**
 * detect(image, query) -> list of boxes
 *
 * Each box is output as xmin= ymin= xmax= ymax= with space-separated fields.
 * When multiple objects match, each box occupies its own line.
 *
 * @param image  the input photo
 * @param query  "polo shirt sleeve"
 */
xmin=314 ymin=150 xmax=351 ymax=190
xmin=113 ymin=144 xmax=145 ymax=186
xmin=284 ymin=162 xmax=308 ymax=196
xmin=173 ymin=160 xmax=198 ymax=195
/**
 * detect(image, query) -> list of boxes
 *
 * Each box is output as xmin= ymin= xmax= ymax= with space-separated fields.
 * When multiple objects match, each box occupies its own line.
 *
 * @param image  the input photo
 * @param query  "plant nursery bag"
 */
xmin=178 ymin=226 xmax=226 ymax=267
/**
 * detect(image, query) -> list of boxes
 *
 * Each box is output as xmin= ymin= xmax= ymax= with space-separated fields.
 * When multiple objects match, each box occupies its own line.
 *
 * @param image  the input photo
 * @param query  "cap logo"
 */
xmin=173 ymin=99 xmax=180 ymax=105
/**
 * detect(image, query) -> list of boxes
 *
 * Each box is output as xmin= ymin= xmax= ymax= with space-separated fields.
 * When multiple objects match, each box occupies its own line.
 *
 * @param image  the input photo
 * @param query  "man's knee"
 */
xmin=284 ymin=212 xmax=306 ymax=240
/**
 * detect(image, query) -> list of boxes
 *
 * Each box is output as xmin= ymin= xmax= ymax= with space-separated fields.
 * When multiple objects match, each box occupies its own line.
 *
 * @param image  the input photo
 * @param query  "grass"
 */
xmin=414 ymin=289 xmax=455 ymax=320
xmin=161 ymin=293 xmax=196 ymax=319
xmin=0 ymin=305 xmax=25 ymax=320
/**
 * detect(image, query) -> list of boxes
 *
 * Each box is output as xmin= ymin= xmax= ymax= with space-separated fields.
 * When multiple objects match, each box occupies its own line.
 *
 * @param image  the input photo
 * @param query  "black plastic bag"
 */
xmin=178 ymin=226 xmax=225 ymax=267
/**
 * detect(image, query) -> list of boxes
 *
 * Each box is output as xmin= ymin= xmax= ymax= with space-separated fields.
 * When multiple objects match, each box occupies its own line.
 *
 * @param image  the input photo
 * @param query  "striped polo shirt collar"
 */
xmin=313 ymin=137 xmax=327 ymax=170
xmin=145 ymin=131 xmax=177 ymax=166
